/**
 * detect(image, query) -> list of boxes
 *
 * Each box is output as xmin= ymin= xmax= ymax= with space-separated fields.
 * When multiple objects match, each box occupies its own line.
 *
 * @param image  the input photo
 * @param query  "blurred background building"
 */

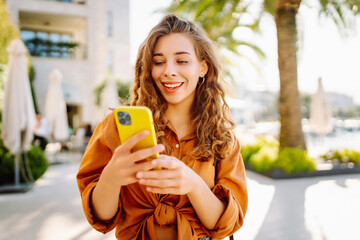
xmin=6 ymin=0 xmax=131 ymax=130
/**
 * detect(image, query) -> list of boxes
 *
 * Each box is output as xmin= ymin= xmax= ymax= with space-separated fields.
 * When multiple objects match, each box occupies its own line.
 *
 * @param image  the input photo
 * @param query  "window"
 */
xmin=21 ymin=30 xmax=36 ymax=54
xmin=36 ymin=32 xmax=48 ymax=57
xmin=49 ymin=33 xmax=61 ymax=58
xmin=21 ymin=29 xmax=77 ymax=59
xmin=107 ymin=12 xmax=113 ymax=37
xmin=61 ymin=34 xmax=72 ymax=59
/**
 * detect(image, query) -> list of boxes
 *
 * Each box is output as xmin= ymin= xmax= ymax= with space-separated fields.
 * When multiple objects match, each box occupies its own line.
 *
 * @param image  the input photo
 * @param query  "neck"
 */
xmin=166 ymin=101 xmax=193 ymax=140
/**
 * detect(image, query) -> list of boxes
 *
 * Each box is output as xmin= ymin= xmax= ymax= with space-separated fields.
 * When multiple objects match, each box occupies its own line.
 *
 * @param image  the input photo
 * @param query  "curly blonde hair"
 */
xmin=131 ymin=14 xmax=235 ymax=161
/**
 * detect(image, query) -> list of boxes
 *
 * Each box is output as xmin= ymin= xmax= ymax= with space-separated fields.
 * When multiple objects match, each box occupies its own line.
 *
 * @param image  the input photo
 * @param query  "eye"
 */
xmin=154 ymin=61 xmax=164 ymax=66
xmin=177 ymin=60 xmax=188 ymax=64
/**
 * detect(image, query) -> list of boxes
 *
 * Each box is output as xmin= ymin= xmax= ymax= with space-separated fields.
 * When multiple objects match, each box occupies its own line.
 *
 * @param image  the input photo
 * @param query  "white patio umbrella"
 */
xmin=310 ymin=77 xmax=333 ymax=135
xmin=98 ymin=78 xmax=119 ymax=120
xmin=1 ymin=39 xmax=36 ymax=189
xmin=45 ymin=69 xmax=69 ymax=141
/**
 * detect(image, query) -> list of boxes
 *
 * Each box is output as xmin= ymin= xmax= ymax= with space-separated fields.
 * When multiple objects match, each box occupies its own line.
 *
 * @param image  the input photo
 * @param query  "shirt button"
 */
xmin=175 ymin=144 xmax=179 ymax=148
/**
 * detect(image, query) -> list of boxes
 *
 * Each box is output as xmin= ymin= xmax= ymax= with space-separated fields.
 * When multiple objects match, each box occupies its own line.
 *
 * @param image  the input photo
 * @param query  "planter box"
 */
xmin=0 ymin=183 xmax=34 ymax=194
xmin=245 ymin=162 xmax=360 ymax=179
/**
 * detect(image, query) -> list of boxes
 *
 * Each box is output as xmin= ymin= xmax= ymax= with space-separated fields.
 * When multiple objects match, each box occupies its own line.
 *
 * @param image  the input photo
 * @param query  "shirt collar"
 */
xmin=166 ymin=121 xmax=196 ymax=141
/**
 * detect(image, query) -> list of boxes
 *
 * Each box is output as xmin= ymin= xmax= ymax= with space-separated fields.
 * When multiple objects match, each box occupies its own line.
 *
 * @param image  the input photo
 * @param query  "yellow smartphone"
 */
xmin=114 ymin=106 xmax=160 ymax=169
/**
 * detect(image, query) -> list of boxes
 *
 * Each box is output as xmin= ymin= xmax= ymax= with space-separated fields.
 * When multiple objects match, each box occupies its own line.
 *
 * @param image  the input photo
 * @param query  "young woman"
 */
xmin=77 ymin=14 xmax=248 ymax=240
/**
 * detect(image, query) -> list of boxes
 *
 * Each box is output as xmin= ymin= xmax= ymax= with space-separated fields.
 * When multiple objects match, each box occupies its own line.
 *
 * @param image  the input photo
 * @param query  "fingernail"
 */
xmin=136 ymin=172 xmax=143 ymax=178
xmin=156 ymin=145 xmax=163 ymax=152
xmin=152 ymin=160 xmax=158 ymax=165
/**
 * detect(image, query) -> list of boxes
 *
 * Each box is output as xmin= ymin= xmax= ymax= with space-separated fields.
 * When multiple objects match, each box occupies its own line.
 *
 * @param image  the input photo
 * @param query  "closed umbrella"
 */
xmin=99 ymin=78 xmax=119 ymax=120
xmin=1 ymin=39 xmax=36 ymax=191
xmin=45 ymin=69 xmax=69 ymax=141
xmin=310 ymin=77 xmax=333 ymax=135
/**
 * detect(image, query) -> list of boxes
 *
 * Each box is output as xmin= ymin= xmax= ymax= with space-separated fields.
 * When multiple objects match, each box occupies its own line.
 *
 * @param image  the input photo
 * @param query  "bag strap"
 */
xmin=213 ymin=157 xmax=218 ymax=183
xmin=213 ymin=158 xmax=234 ymax=240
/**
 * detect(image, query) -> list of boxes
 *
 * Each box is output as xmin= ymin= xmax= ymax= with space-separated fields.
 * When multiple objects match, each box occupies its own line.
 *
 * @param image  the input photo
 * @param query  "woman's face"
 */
xmin=151 ymin=33 xmax=208 ymax=107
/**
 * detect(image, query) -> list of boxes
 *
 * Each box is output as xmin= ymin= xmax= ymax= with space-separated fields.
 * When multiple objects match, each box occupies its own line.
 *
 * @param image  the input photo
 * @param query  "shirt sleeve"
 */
xmin=206 ymin=138 xmax=248 ymax=239
xmin=76 ymin=113 xmax=122 ymax=233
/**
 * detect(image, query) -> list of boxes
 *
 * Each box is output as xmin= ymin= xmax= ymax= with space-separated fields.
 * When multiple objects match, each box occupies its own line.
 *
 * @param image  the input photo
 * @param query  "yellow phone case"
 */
xmin=114 ymin=106 xmax=160 ymax=167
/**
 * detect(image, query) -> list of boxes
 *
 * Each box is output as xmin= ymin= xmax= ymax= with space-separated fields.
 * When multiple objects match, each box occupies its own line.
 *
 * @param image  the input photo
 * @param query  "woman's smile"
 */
xmin=162 ymin=82 xmax=184 ymax=93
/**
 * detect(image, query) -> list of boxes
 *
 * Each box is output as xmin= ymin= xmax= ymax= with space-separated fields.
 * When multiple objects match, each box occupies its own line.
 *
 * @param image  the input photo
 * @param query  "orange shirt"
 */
xmin=77 ymin=113 xmax=248 ymax=240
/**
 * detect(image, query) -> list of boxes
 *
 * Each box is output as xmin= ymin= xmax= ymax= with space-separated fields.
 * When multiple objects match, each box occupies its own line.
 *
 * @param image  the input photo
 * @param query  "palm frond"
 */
xmin=263 ymin=0 xmax=277 ymax=16
xmin=166 ymin=0 xmax=265 ymax=81
xmin=318 ymin=0 xmax=360 ymax=36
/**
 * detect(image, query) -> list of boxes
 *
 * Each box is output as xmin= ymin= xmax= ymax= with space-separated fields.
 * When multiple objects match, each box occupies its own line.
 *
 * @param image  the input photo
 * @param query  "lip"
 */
xmin=161 ymin=82 xmax=184 ymax=93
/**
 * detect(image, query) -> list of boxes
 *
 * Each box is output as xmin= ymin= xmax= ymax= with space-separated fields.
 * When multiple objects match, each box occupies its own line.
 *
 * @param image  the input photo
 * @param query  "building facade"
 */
xmin=6 ymin=0 xmax=131 ymax=130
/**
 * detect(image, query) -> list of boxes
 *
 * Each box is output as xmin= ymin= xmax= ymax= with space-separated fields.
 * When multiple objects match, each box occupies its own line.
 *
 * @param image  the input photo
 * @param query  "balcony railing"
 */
xmin=44 ymin=0 xmax=87 ymax=5
xmin=24 ymin=38 xmax=87 ymax=60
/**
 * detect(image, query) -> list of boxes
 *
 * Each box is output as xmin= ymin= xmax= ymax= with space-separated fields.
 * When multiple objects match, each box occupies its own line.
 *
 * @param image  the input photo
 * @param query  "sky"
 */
xmin=130 ymin=0 xmax=360 ymax=104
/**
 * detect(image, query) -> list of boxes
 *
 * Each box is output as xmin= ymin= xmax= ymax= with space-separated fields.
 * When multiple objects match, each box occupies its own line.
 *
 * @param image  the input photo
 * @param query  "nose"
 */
xmin=164 ymin=62 xmax=177 ymax=78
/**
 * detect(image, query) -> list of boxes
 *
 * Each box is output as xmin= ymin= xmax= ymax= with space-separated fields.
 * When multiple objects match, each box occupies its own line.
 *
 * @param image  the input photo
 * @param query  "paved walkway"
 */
xmin=1 ymin=154 xmax=359 ymax=240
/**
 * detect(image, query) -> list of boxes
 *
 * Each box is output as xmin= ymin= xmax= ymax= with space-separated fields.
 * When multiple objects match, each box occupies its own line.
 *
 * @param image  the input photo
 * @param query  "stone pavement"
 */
xmin=1 ymin=154 xmax=359 ymax=240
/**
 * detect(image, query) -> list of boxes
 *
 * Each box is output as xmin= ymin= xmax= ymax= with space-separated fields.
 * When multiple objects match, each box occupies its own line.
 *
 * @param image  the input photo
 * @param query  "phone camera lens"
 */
xmin=118 ymin=111 xmax=131 ymax=125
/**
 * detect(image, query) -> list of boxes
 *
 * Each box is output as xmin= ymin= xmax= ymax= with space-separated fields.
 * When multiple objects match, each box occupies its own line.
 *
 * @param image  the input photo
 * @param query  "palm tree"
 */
xmin=275 ymin=0 xmax=305 ymax=149
xmin=167 ymin=0 xmax=360 ymax=149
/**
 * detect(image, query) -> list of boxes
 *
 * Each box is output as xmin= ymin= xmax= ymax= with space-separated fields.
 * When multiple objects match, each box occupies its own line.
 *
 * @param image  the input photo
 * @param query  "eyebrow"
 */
xmin=152 ymin=51 xmax=191 ymax=57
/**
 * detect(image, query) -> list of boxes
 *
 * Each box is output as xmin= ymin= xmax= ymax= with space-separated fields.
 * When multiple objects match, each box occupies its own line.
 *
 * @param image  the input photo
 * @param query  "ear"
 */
xmin=199 ymin=60 xmax=208 ymax=77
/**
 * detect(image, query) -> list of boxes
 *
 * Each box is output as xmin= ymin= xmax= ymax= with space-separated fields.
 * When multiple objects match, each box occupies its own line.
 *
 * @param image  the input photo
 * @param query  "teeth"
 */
xmin=163 ymin=83 xmax=182 ymax=88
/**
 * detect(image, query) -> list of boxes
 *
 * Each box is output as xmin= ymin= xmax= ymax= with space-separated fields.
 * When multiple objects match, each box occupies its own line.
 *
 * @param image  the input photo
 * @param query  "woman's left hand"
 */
xmin=136 ymin=155 xmax=202 ymax=195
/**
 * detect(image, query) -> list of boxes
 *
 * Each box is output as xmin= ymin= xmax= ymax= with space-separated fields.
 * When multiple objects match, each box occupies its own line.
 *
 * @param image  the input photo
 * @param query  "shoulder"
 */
xmin=98 ymin=112 xmax=117 ymax=132
xmin=226 ymin=130 xmax=240 ymax=155
xmin=91 ymin=112 xmax=120 ymax=150
xmin=232 ymin=134 xmax=241 ymax=150
xmin=220 ymin=134 xmax=241 ymax=164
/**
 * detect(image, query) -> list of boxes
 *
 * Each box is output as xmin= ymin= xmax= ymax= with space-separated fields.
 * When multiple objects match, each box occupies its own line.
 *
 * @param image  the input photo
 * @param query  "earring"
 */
xmin=199 ymin=77 xmax=205 ymax=85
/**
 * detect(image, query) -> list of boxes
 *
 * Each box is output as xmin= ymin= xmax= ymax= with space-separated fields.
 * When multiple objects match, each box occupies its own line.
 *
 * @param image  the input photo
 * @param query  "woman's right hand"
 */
xmin=99 ymin=130 xmax=165 ymax=189
xmin=91 ymin=130 xmax=164 ymax=221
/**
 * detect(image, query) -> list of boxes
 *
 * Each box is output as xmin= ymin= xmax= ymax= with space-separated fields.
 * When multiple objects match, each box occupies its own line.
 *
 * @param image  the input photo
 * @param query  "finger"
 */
xmin=112 ymin=131 xmax=149 ymax=160
xmin=139 ymin=178 xmax=180 ymax=188
xmin=132 ymin=159 xmax=163 ymax=174
xmin=130 ymin=144 xmax=164 ymax=163
xmin=151 ymin=156 xmax=182 ymax=169
xmin=137 ymin=169 xmax=182 ymax=179
xmin=120 ymin=130 xmax=150 ymax=152
xmin=125 ymin=175 xmax=140 ymax=185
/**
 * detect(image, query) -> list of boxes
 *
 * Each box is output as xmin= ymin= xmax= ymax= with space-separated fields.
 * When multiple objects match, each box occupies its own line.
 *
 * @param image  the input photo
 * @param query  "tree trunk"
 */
xmin=275 ymin=0 xmax=306 ymax=149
